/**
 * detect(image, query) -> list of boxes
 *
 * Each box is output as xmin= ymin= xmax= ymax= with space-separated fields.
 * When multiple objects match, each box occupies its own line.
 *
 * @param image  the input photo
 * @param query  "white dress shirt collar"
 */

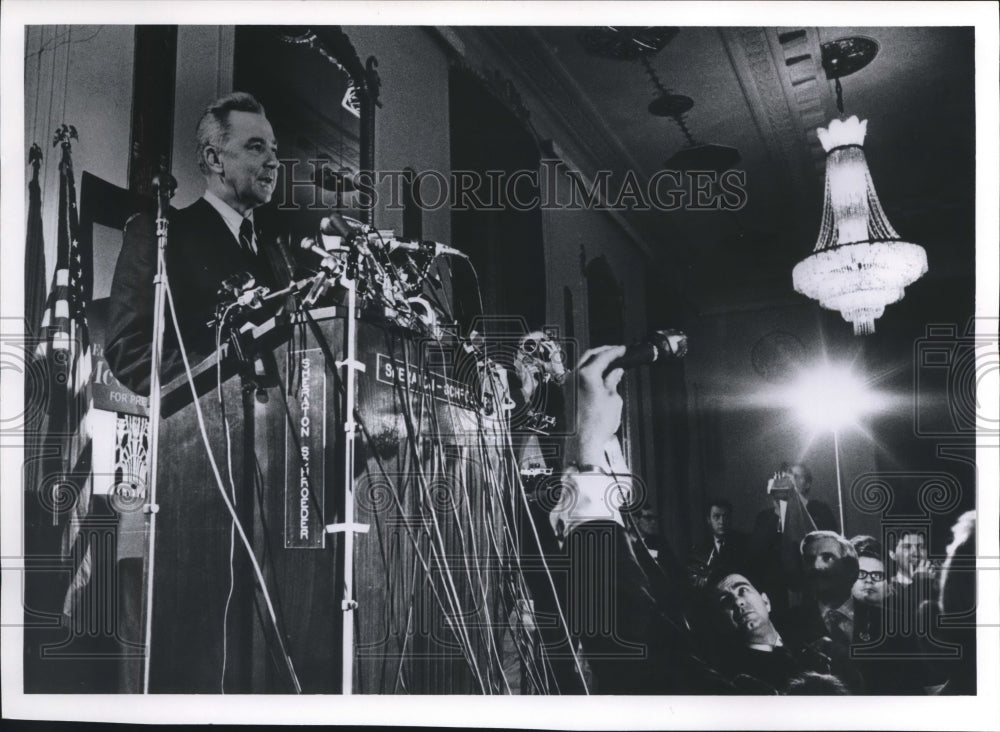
xmin=747 ymin=636 xmax=784 ymax=652
xmin=203 ymin=190 xmax=255 ymax=252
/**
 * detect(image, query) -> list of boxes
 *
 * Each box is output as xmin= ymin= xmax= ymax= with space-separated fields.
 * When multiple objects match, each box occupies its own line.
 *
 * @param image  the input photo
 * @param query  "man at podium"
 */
xmin=105 ymin=91 xmax=282 ymax=394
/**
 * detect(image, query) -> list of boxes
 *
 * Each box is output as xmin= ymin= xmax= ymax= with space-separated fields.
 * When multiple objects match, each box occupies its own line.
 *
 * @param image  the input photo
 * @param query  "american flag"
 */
xmin=23 ymin=143 xmax=49 ymax=516
xmin=34 ymin=124 xmax=95 ymax=618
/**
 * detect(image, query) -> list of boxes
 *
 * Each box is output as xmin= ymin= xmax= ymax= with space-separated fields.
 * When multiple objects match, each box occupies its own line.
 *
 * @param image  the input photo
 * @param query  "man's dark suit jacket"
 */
xmin=715 ymin=643 xmax=809 ymax=694
xmin=106 ymin=198 xmax=286 ymax=395
xmin=754 ymin=497 xmax=836 ymax=534
xmin=686 ymin=530 xmax=750 ymax=586
xmin=804 ymin=498 xmax=837 ymax=532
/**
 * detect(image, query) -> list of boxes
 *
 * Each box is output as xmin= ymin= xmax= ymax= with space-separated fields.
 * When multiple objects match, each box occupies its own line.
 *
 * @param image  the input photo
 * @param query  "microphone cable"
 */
xmin=215 ymin=304 xmax=239 ymax=693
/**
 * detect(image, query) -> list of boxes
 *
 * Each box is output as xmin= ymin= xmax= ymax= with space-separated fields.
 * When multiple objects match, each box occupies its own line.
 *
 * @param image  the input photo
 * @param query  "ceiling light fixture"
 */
xmin=578 ymin=26 xmax=741 ymax=173
xmin=637 ymin=54 xmax=742 ymax=173
xmin=792 ymin=37 xmax=928 ymax=336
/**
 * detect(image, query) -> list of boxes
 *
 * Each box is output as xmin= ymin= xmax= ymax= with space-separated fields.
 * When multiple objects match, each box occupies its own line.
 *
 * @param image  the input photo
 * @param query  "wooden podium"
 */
xmin=140 ymin=309 xmax=514 ymax=693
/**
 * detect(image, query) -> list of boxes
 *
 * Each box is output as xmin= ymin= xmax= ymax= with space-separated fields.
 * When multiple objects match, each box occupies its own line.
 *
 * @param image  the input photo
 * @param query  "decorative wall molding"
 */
xmin=721 ymin=27 xmax=819 ymax=205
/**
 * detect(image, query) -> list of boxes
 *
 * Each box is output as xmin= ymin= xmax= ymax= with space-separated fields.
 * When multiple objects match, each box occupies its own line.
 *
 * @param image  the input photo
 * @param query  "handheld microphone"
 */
xmin=604 ymin=329 xmax=688 ymax=375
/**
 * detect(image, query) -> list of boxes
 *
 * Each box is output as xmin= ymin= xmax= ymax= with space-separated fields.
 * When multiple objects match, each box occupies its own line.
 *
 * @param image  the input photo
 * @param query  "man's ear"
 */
xmin=761 ymin=592 xmax=771 ymax=613
xmin=203 ymin=145 xmax=224 ymax=175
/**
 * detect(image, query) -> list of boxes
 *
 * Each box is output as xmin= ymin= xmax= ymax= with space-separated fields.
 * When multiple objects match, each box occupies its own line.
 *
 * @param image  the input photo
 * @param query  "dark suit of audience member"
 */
xmin=747 ymin=494 xmax=808 ymax=619
xmin=769 ymin=463 xmax=838 ymax=533
xmin=687 ymin=500 xmax=749 ymax=589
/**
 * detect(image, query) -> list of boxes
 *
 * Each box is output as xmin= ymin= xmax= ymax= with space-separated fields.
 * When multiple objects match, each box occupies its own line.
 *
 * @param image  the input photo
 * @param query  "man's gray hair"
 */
xmin=800 ymin=530 xmax=859 ymax=572
xmin=801 ymin=530 xmax=855 ymax=556
xmin=195 ymin=92 xmax=267 ymax=174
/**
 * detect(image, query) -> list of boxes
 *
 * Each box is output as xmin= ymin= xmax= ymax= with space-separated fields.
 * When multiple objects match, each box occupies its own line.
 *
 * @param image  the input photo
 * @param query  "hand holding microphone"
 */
xmin=602 ymin=329 xmax=687 ymax=376
xmin=569 ymin=345 xmax=628 ymax=468
xmin=569 ymin=330 xmax=687 ymax=465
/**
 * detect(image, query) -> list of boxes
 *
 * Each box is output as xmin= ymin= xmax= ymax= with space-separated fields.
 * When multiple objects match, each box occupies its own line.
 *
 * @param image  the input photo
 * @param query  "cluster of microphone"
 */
xmin=219 ymin=210 xmax=689 ymax=374
xmin=307 ymin=212 xmax=468 ymax=260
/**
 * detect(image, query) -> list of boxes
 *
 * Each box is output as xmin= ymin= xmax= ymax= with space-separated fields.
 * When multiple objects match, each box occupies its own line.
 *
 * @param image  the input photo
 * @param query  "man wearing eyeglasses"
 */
xmin=852 ymin=548 xmax=889 ymax=606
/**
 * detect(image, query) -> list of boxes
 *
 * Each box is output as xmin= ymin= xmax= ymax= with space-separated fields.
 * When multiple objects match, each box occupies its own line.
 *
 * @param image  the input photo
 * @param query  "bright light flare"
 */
xmin=783 ymin=362 xmax=873 ymax=432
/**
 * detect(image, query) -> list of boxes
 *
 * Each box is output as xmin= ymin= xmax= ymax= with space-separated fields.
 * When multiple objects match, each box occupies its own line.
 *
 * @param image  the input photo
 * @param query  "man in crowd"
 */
xmin=890 ymin=530 xmax=937 ymax=591
xmin=850 ymin=537 xmax=889 ymax=608
xmin=554 ymin=350 xmax=856 ymax=694
xmin=786 ymin=463 xmax=837 ymax=531
xmin=753 ymin=463 xmax=837 ymax=539
xmin=791 ymin=531 xmax=862 ymax=656
xmin=687 ymin=499 xmax=749 ymax=588
xmin=106 ymin=91 xmax=284 ymax=394
xmin=707 ymin=572 xmax=817 ymax=692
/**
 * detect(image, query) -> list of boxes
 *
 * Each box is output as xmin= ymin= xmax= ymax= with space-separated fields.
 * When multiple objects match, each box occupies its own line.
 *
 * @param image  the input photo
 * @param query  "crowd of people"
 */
xmin=552 ymin=345 xmax=977 ymax=695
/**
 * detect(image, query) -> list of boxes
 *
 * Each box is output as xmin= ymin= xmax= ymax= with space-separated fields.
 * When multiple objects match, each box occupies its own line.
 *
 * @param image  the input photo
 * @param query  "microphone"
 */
xmin=234 ymin=285 xmax=270 ymax=309
xmin=299 ymin=237 xmax=342 ymax=273
xmin=389 ymin=238 xmax=469 ymax=259
xmin=318 ymin=212 xmax=358 ymax=237
xmin=604 ymin=329 xmax=688 ymax=375
xmin=299 ymin=236 xmax=327 ymax=255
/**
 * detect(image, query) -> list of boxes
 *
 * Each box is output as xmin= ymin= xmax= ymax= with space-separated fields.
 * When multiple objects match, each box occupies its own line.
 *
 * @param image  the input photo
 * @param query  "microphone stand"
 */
xmin=140 ymin=171 xmax=177 ymax=693
xmin=329 ymin=236 xmax=366 ymax=694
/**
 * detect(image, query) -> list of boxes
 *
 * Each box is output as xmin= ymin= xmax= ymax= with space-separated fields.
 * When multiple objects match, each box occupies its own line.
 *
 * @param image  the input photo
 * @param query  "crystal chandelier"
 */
xmin=792 ymin=38 xmax=928 ymax=336
xmin=792 ymin=116 xmax=927 ymax=335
